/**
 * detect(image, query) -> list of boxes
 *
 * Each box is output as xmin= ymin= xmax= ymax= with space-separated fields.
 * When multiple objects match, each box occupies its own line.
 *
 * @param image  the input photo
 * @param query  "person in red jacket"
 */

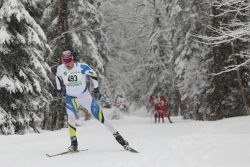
xmin=149 ymin=93 xmax=173 ymax=123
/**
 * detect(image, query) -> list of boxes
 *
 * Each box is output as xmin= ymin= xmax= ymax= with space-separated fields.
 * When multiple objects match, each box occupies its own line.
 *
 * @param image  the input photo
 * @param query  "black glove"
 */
xmin=94 ymin=87 xmax=101 ymax=101
xmin=56 ymin=89 xmax=64 ymax=98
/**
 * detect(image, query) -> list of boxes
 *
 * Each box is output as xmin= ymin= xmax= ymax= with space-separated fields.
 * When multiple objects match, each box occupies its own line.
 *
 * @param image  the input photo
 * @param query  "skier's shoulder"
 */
xmin=55 ymin=64 xmax=64 ymax=76
xmin=56 ymin=64 xmax=64 ymax=72
xmin=77 ymin=62 xmax=93 ymax=73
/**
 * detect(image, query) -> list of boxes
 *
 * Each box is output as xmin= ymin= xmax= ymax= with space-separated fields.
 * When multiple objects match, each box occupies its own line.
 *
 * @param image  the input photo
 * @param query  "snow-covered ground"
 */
xmin=1 ymin=107 xmax=250 ymax=167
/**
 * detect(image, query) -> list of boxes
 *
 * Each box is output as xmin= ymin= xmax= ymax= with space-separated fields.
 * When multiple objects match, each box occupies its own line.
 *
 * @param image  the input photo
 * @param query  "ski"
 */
xmin=46 ymin=147 xmax=138 ymax=157
xmin=126 ymin=146 xmax=139 ymax=153
xmin=46 ymin=149 xmax=88 ymax=157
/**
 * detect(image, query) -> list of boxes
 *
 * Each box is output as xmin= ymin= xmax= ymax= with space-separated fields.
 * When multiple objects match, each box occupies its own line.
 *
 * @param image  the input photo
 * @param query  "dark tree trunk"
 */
xmin=63 ymin=0 xmax=70 ymax=50
xmin=212 ymin=3 xmax=224 ymax=120
xmin=56 ymin=0 xmax=65 ymax=130
xmin=174 ymin=88 xmax=181 ymax=116
xmin=226 ymin=7 xmax=249 ymax=116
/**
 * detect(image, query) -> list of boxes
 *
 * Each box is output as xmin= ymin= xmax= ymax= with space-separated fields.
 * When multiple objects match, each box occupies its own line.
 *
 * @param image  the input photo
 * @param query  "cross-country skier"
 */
xmin=55 ymin=50 xmax=129 ymax=152
xmin=149 ymin=93 xmax=173 ymax=123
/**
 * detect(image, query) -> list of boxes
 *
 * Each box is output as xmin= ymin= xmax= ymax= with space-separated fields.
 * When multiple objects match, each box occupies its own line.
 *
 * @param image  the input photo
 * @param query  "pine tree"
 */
xmin=100 ymin=0 xmax=174 ymax=111
xmin=0 ymin=0 xmax=52 ymax=134
xmin=167 ymin=0 xmax=212 ymax=119
xmin=194 ymin=0 xmax=250 ymax=119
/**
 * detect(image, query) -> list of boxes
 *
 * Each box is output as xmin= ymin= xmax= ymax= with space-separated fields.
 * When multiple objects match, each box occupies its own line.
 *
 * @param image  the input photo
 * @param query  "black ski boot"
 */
xmin=113 ymin=132 xmax=129 ymax=150
xmin=68 ymin=136 xmax=78 ymax=151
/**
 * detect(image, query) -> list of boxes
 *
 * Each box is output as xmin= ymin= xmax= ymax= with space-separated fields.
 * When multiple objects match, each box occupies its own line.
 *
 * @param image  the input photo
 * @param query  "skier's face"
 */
xmin=62 ymin=57 xmax=74 ymax=69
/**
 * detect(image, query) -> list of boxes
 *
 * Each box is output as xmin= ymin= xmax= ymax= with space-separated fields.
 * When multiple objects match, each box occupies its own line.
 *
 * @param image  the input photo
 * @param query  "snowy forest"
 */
xmin=0 ymin=0 xmax=250 ymax=135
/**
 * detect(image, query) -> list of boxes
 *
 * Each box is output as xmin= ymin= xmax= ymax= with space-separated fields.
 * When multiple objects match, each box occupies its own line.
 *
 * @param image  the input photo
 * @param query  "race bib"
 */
xmin=154 ymin=97 xmax=160 ymax=104
xmin=62 ymin=69 xmax=83 ymax=87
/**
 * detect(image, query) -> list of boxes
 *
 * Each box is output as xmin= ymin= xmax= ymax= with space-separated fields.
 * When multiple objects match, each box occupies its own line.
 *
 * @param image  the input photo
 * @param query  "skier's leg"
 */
xmin=158 ymin=111 xmax=160 ymax=123
xmin=65 ymin=95 xmax=78 ymax=151
xmin=77 ymin=91 xmax=129 ymax=149
xmin=166 ymin=112 xmax=173 ymax=123
xmin=161 ymin=112 xmax=164 ymax=123
xmin=90 ymin=99 xmax=117 ymax=134
xmin=154 ymin=112 xmax=157 ymax=123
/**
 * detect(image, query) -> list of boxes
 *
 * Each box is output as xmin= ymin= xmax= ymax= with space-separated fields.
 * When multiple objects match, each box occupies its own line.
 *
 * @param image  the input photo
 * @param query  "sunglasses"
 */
xmin=62 ymin=58 xmax=73 ymax=63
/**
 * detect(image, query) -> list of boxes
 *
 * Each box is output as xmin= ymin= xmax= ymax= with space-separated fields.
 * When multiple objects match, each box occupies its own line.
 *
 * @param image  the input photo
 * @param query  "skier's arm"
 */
xmin=166 ymin=101 xmax=168 ymax=107
xmin=55 ymin=66 xmax=63 ymax=90
xmin=80 ymin=63 xmax=99 ymax=88
xmin=55 ymin=66 xmax=64 ymax=98
xmin=161 ymin=96 xmax=168 ymax=106
xmin=149 ymin=96 xmax=154 ymax=103
xmin=79 ymin=63 xmax=101 ymax=100
xmin=90 ymin=74 xmax=99 ymax=89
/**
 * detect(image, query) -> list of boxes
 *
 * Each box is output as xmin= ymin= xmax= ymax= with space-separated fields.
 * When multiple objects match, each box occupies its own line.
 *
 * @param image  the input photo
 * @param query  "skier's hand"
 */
xmin=56 ymin=89 xmax=64 ymax=98
xmin=94 ymin=87 xmax=101 ymax=101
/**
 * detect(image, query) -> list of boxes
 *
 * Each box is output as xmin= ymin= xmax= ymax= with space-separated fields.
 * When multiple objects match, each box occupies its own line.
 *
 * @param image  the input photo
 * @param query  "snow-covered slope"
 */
xmin=1 ymin=107 xmax=250 ymax=167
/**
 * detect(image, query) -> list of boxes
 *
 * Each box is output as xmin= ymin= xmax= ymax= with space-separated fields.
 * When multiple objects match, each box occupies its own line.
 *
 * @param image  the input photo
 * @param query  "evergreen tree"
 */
xmin=100 ymin=0 xmax=174 ymax=111
xmin=0 ymin=0 xmax=52 ymax=134
xmin=166 ymin=0 xmax=212 ymax=119
xmin=93 ymin=0 xmax=250 ymax=120
xmin=198 ymin=0 xmax=250 ymax=118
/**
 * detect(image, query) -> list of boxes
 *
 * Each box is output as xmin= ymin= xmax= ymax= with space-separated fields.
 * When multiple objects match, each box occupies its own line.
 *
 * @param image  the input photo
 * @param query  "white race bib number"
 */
xmin=62 ymin=69 xmax=83 ymax=87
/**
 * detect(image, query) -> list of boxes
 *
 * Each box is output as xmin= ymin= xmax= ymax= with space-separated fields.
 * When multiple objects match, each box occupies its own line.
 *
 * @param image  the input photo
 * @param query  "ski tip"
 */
xmin=46 ymin=154 xmax=51 ymax=157
xmin=127 ymin=147 xmax=139 ymax=153
xmin=130 ymin=150 xmax=139 ymax=153
xmin=80 ymin=149 xmax=88 ymax=151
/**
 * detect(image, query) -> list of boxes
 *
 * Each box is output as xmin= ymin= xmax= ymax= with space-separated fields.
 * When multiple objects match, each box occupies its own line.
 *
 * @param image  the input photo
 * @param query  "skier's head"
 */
xmin=155 ymin=92 xmax=162 ymax=98
xmin=61 ymin=50 xmax=74 ymax=63
xmin=155 ymin=93 xmax=159 ymax=98
xmin=61 ymin=50 xmax=74 ymax=69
